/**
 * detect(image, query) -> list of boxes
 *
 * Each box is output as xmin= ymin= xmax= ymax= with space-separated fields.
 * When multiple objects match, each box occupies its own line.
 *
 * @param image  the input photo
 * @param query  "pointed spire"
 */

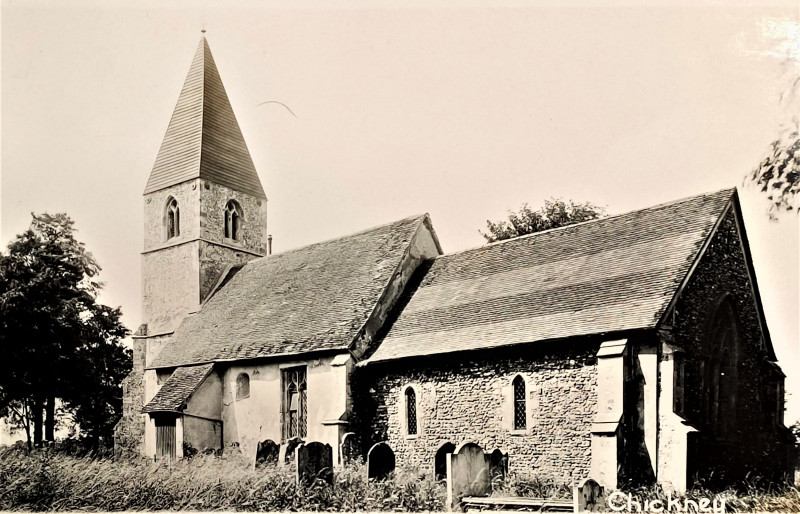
xmin=144 ymin=37 xmax=266 ymax=199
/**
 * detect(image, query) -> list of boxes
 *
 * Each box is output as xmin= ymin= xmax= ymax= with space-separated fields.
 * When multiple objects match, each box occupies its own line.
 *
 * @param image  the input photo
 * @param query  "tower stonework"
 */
xmin=115 ymin=36 xmax=268 ymax=455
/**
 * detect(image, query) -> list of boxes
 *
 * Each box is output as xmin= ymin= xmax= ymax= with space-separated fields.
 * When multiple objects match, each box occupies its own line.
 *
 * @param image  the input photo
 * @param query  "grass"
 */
xmin=0 ymin=447 xmax=445 ymax=511
xmin=0 ymin=447 xmax=798 ymax=512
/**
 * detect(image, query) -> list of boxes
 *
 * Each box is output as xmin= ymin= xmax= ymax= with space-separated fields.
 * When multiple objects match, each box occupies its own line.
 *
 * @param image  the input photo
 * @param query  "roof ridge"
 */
xmin=250 ymin=213 xmax=428 ymax=262
xmin=442 ymin=187 xmax=736 ymax=258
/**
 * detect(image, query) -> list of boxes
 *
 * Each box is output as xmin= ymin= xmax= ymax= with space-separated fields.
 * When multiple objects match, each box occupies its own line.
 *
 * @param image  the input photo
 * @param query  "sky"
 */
xmin=1 ymin=1 xmax=799 ymax=420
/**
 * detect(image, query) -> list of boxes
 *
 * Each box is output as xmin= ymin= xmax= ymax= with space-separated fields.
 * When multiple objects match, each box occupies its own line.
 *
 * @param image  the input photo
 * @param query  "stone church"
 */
xmin=114 ymin=36 xmax=793 ymax=491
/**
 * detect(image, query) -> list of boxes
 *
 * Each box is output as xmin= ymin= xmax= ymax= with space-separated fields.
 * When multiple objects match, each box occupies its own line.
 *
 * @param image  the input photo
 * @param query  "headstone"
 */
xmin=446 ymin=442 xmax=491 ymax=511
xmin=281 ymin=437 xmax=303 ymax=465
xmin=255 ymin=439 xmax=279 ymax=468
xmin=573 ymin=478 xmax=604 ymax=512
xmin=296 ymin=441 xmax=334 ymax=485
xmin=435 ymin=442 xmax=456 ymax=481
xmin=340 ymin=432 xmax=359 ymax=465
xmin=367 ymin=442 xmax=396 ymax=480
xmin=488 ymin=449 xmax=508 ymax=485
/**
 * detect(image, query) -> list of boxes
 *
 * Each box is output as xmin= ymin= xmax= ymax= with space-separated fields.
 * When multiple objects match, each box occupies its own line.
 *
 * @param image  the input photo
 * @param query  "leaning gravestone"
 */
xmin=281 ymin=437 xmax=303 ymax=466
xmin=340 ymin=432 xmax=359 ymax=465
xmin=367 ymin=442 xmax=396 ymax=480
xmin=488 ymin=449 xmax=508 ymax=484
xmin=255 ymin=439 xmax=279 ymax=468
xmin=574 ymin=478 xmax=604 ymax=512
xmin=446 ymin=442 xmax=491 ymax=511
xmin=296 ymin=441 xmax=334 ymax=485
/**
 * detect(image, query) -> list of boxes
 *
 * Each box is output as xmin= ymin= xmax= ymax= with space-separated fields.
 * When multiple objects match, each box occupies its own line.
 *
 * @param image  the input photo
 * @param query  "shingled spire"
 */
xmin=144 ymin=37 xmax=266 ymax=199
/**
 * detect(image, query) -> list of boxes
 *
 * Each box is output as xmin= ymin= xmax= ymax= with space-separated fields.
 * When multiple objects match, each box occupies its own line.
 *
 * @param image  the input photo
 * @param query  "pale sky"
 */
xmin=2 ymin=1 xmax=799 ymax=420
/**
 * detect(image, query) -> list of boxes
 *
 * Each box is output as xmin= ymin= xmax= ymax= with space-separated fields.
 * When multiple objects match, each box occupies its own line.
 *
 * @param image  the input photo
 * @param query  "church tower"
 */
xmin=141 ymin=36 xmax=268 ymax=338
xmin=115 ymin=36 xmax=267 ymax=454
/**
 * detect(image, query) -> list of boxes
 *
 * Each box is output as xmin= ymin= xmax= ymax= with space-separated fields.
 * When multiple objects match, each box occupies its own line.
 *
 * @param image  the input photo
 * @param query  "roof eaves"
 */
xmin=359 ymin=327 xmax=653 ymax=367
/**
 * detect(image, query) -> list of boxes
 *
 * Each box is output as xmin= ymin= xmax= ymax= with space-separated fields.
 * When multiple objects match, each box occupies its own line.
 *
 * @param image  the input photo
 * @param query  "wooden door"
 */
xmin=155 ymin=417 xmax=177 ymax=459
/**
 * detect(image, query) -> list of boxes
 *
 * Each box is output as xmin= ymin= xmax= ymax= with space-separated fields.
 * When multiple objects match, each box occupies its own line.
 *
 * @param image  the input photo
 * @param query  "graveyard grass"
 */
xmin=1 ymin=447 xmax=799 ymax=512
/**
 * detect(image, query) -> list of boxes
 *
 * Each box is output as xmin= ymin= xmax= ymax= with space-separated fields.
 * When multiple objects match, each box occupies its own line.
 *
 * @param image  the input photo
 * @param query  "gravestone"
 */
xmin=340 ymin=432 xmax=359 ymax=465
xmin=281 ymin=437 xmax=303 ymax=466
xmin=367 ymin=442 xmax=396 ymax=480
xmin=435 ymin=442 xmax=456 ymax=481
xmin=446 ymin=442 xmax=491 ymax=511
xmin=296 ymin=441 xmax=334 ymax=485
xmin=488 ymin=449 xmax=508 ymax=485
xmin=574 ymin=478 xmax=604 ymax=512
xmin=255 ymin=439 xmax=279 ymax=468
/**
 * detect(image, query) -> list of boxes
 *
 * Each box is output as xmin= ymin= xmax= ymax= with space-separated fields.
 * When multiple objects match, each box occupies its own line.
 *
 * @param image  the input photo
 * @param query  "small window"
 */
xmin=166 ymin=197 xmax=180 ymax=240
xmin=236 ymin=373 xmax=250 ymax=401
xmin=405 ymin=387 xmax=417 ymax=435
xmin=224 ymin=200 xmax=243 ymax=241
xmin=674 ymin=354 xmax=685 ymax=415
xmin=513 ymin=375 xmax=526 ymax=430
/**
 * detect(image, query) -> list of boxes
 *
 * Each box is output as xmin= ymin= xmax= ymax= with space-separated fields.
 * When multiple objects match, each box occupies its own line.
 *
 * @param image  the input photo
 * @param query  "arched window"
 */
xmin=224 ymin=200 xmax=242 ymax=241
xmin=236 ymin=373 xmax=250 ymax=401
xmin=702 ymin=297 xmax=739 ymax=436
xmin=405 ymin=387 xmax=417 ymax=435
xmin=165 ymin=197 xmax=180 ymax=240
xmin=513 ymin=375 xmax=526 ymax=430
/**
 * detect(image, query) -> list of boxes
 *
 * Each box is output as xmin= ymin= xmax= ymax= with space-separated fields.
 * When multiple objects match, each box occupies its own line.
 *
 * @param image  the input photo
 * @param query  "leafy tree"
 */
xmin=481 ymin=198 xmax=606 ymax=243
xmin=0 ymin=213 xmax=131 ymax=449
xmin=749 ymin=120 xmax=799 ymax=214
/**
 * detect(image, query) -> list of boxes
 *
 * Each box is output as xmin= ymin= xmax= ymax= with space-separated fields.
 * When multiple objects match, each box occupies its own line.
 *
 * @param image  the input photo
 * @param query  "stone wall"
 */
xmin=356 ymin=342 xmax=599 ymax=480
xmin=114 ymin=338 xmax=147 ymax=455
xmin=142 ymin=242 xmax=200 ymax=335
xmin=667 ymin=207 xmax=793 ymax=482
xmin=199 ymin=181 xmax=267 ymax=255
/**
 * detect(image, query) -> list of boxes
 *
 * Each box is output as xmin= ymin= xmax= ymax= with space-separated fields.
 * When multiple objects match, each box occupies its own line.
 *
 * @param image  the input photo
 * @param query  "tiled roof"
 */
xmin=141 ymin=364 xmax=213 ymax=413
xmin=143 ymin=37 xmax=266 ymax=199
xmin=149 ymin=215 xmax=429 ymax=368
xmin=365 ymin=189 xmax=735 ymax=364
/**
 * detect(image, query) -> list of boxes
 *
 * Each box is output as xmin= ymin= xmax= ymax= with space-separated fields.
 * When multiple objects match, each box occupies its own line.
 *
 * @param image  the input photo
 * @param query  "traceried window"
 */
xmin=282 ymin=367 xmax=307 ymax=441
xmin=405 ymin=387 xmax=417 ymax=435
xmin=224 ymin=200 xmax=242 ymax=241
xmin=513 ymin=375 xmax=526 ymax=430
xmin=166 ymin=197 xmax=180 ymax=240
xmin=236 ymin=373 xmax=250 ymax=401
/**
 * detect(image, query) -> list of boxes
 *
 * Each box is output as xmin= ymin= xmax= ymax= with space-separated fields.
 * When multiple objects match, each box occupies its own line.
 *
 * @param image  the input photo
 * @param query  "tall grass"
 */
xmin=1 ymin=447 xmax=797 ymax=512
xmin=0 ymin=448 xmax=445 ymax=511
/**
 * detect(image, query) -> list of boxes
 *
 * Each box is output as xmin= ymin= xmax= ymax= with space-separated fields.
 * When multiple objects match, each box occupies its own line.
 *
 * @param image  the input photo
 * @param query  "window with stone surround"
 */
xmin=224 ymin=200 xmax=242 ymax=241
xmin=513 ymin=375 xmax=526 ymax=430
xmin=405 ymin=386 xmax=418 ymax=435
xmin=236 ymin=373 xmax=250 ymax=401
xmin=165 ymin=197 xmax=180 ymax=240
xmin=282 ymin=367 xmax=307 ymax=441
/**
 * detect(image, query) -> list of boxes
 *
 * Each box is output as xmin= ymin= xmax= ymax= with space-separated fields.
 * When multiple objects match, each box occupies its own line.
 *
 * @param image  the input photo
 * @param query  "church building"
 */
xmin=114 ymin=36 xmax=793 ymax=492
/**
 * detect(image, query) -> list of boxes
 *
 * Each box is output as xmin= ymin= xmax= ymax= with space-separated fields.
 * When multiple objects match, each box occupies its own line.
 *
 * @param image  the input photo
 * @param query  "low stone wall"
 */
xmin=356 ymin=342 xmax=599 ymax=480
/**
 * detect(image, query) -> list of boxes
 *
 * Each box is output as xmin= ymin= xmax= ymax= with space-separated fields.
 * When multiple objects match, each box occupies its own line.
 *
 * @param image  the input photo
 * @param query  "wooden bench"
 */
xmin=462 ymin=495 xmax=575 ymax=512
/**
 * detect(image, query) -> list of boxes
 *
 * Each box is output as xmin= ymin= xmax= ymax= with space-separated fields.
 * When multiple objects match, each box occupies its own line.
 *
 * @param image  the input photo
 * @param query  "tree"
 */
xmin=0 ymin=213 xmax=131 ymax=450
xmin=749 ymin=120 xmax=799 ymax=214
xmin=481 ymin=198 xmax=606 ymax=243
